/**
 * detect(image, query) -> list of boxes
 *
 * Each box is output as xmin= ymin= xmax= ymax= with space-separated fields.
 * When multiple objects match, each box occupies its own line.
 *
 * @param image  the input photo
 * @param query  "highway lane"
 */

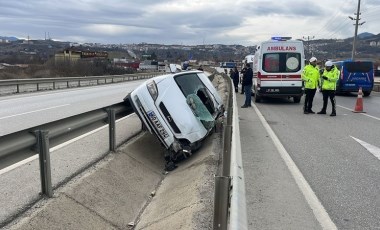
xmin=0 ymin=80 xmax=147 ymax=136
xmin=255 ymin=92 xmax=380 ymax=229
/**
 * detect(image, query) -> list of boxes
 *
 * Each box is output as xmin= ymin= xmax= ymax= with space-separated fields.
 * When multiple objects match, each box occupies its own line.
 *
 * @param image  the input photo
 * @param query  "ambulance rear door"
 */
xmin=259 ymin=40 xmax=304 ymax=97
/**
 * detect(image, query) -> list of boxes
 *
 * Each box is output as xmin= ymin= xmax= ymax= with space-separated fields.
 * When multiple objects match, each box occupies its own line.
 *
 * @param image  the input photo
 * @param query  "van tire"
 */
xmin=363 ymin=91 xmax=371 ymax=97
xmin=293 ymin=96 xmax=301 ymax=103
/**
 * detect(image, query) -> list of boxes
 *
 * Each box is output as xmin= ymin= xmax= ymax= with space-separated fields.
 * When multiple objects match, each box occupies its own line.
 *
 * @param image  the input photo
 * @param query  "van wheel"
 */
xmin=293 ymin=96 xmax=301 ymax=103
xmin=363 ymin=91 xmax=371 ymax=97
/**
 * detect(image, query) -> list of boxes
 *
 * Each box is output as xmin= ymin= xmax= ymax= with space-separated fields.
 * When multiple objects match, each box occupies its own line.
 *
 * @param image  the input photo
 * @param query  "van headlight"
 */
xmin=146 ymin=81 xmax=158 ymax=101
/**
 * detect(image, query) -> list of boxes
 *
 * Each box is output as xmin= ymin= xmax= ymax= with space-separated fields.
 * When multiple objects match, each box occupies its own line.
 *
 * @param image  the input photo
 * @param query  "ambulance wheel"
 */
xmin=293 ymin=96 xmax=301 ymax=103
xmin=254 ymin=94 xmax=261 ymax=103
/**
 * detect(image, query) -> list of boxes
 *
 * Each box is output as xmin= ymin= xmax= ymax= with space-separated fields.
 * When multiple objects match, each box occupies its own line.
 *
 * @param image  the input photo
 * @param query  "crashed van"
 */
xmin=124 ymin=70 xmax=224 ymax=169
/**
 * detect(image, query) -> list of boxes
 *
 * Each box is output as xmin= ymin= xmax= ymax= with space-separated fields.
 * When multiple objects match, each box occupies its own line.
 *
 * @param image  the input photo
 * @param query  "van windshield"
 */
xmin=344 ymin=62 xmax=373 ymax=73
xmin=263 ymin=53 xmax=301 ymax=73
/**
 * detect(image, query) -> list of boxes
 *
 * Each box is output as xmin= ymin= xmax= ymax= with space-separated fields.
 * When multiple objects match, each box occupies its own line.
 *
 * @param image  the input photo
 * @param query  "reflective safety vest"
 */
xmin=320 ymin=66 xmax=339 ymax=90
xmin=302 ymin=64 xmax=320 ymax=89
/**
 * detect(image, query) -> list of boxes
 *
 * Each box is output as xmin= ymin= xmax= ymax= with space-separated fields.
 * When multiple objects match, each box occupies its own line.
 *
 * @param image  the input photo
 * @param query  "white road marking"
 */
xmin=337 ymin=105 xmax=380 ymax=121
xmin=252 ymin=102 xmax=337 ymax=230
xmin=0 ymin=114 xmax=137 ymax=176
xmin=351 ymin=136 xmax=380 ymax=161
xmin=0 ymin=104 xmax=70 ymax=120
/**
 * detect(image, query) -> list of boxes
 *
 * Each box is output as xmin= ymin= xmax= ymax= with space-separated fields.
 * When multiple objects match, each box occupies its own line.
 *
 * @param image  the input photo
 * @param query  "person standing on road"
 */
xmin=302 ymin=57 xmax=320 ymax=114
xmin=240 ymin=64 xmax=247 ymax=94
xmin=232 ymin=67 xmax=240 ymax=93
xmin=317 ymin=60 xmax=340 ymax=116
xmin=241 ymin=63 xmax=253 ymax=108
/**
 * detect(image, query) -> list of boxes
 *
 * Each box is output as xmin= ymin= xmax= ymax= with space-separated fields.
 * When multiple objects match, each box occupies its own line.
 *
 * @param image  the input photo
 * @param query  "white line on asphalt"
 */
xmin=337 ymin=105 xmax=380 ymax=121
xmin=0 ymin=104 xmax=71 ymax=120
xmin=351 ymin=136 xmax=380 ymax=161
xmin=252 ymin=102 xmax=337 ymax=230
xmin=0 ymin=155 xmax=38 ymax=176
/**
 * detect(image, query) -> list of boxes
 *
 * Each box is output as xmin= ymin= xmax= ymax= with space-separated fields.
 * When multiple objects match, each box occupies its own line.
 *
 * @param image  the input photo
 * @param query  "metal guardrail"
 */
xmin=212 ymin=69 xmax=248 ymax=230
xmin=0 ymin=72 xmax=163 ymax=95
xmin=0 ymin=102 xmax=132 ymax=196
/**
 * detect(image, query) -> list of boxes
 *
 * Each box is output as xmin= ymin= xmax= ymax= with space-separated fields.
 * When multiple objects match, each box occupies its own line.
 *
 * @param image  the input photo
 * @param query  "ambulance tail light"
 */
xmin=257 ymin=72 xmax=261 ymax=88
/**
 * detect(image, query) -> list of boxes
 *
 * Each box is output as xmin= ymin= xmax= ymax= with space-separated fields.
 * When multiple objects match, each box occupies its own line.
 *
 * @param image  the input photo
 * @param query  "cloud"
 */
xmin=0 ymin=0 xmax=378 ymax=45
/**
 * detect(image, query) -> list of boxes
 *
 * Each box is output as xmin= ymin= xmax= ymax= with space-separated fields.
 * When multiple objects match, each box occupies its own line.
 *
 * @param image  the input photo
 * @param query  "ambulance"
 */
xmin=252 ymin=37 xmax=305 ymax=103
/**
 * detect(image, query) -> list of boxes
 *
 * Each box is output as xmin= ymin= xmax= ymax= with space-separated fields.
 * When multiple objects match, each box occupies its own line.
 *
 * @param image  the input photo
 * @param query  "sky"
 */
xmin=1 ymin=0 xmax=379 ymax=46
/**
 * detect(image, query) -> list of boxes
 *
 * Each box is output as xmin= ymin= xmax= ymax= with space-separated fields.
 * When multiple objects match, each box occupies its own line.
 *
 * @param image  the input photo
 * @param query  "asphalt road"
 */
xmin=0 ymin=80 xmax=146 ymax=136
xmin=250 ymin=91 xmax=380 ymax=229
xmin=1 ymin=71 xmax=379 ymax=229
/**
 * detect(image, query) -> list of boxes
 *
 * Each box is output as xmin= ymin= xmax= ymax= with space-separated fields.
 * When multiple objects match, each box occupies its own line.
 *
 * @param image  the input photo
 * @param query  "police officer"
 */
xmin=317 ymin=60 xmax=340 ymax=116
xmin=302 ymin=57 xmax=320 ymax=114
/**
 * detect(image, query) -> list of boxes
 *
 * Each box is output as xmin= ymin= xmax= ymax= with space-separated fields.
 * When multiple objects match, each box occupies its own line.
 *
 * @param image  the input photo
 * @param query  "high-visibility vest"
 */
xmin=302 ymin=64 xmax=320 ymax=89
xmin=320 ymin=66 xmax=339 ymax=90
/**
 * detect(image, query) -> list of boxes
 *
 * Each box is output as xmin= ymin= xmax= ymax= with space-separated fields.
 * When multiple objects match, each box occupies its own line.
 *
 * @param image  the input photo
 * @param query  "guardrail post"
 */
xmin=107 ymin=109 xmax=116 ymax=151
xmin=213 ymin=176 xmax=231 ymax=230
xmin=35 ymin=130 xmax=53 ymax=198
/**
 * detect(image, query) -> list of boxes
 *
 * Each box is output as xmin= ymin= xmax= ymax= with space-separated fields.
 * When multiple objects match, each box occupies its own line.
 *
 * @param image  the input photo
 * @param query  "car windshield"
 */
xmin=174 ymin=73 xmax=216 ymax=129
xmin=174 ymin=73 xmax=204 ymax=96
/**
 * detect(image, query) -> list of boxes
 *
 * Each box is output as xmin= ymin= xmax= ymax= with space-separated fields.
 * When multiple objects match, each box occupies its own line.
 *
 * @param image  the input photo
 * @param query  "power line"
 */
xmin=316 ymin=0 xmax=353 ymax=37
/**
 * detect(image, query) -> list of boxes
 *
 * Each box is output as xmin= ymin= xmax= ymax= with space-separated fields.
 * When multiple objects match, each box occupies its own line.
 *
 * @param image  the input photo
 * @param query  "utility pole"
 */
xmin=349 ymin=0 xmax=365 ymax=61
xmin=303 ymin=35 xmax=315 ymax=58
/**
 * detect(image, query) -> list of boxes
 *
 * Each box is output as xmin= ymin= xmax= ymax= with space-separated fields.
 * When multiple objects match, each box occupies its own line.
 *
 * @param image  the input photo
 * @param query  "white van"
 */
xmin=252 ymin=37 xmax=305 ymax=103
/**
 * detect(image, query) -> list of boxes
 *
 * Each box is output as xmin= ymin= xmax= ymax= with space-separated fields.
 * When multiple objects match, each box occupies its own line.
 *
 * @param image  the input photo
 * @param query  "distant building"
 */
xmin=139 ymin=60 xmax=158 ymax=70
xmin=113 ymin=58 xmax=140 ymax=69
xmin=369 ymin=41 xmax=380 ymax=47
xmin=55 ymin=49 xmax=108 ymax=63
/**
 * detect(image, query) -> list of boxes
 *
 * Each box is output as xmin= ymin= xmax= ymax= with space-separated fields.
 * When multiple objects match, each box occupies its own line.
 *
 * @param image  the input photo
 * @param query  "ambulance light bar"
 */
xmin=271 ymin=36 xmax=292 ymax=41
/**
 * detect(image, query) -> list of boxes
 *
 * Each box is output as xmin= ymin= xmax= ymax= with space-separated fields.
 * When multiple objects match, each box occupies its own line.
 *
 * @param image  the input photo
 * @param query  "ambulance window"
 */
xmin=263 ymin=54 xmax=280 ymax=72
xmin=285 ymin=54 xmax=300 ymax=71
xmin=263 ymin=53 xmax=301 ymax=73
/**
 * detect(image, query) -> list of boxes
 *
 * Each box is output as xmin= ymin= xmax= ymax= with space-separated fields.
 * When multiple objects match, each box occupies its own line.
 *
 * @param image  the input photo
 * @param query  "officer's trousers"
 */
xmin=304 ymin=88 xmax=317 ymax=112
xmin=321 ymin=90 xmax=336 ymax=113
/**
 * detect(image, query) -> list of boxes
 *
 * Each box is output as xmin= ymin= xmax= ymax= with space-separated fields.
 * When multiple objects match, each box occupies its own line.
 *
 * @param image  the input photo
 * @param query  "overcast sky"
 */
xmin=1 ymin=0 xmax=379 ymax=46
